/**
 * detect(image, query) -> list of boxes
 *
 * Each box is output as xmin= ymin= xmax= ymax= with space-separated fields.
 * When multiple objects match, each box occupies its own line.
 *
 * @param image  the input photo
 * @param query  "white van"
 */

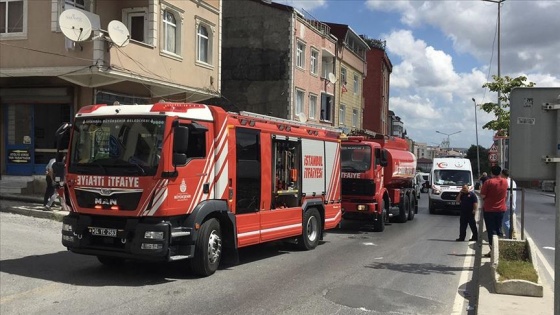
xmin=428 ymin=157 xmax=474 ymax=214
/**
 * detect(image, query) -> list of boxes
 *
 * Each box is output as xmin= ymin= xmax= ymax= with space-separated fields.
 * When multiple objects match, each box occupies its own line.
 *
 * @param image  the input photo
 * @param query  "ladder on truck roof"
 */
xmin=237 ymin=111 xmax=343 ymax=133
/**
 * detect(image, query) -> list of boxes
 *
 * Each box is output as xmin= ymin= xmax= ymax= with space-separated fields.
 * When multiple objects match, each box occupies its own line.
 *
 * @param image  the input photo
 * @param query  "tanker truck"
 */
xmin=340 ymin=130 xmax=417 ymax=232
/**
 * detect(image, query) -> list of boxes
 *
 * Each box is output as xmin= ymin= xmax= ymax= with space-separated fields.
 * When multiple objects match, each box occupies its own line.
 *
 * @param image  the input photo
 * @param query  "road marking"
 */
xmin=0 ymin=283 xmax=61 ymax=305
xmin=543 ymin=246 xmax=555 ymax=251
xmin=523 ymin=230 xmax=554 ymax=281
xmin=451 ymin=239 xmax=475 ymax=314
xmin=362 ymin=242 xmax=377 ymax=246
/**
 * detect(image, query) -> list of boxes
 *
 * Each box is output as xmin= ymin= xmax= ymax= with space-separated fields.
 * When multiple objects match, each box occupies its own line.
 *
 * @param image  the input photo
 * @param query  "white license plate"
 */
xmin=88 ymin=227 xmax=117 ymax=237
xmin=448 ymin=201 xmax=459 ymax=206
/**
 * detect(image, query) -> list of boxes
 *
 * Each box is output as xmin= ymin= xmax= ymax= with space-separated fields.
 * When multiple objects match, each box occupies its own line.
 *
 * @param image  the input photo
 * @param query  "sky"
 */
xmin=275 ymin=0 xmax=560 ymax=150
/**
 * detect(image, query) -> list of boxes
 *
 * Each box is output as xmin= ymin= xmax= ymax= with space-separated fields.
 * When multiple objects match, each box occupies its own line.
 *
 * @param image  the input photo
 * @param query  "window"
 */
xmin=296 ymin=90 xmax=305 ymax=116
xmin=65 ymin=0 xmax=84 ymax=9
xmin=322 ymin=57 xmax=333 ymax=78
xmin=339 ymin=105 xmax=346 ymax=126
xmin=320 ymin=93 xmax=332 ymax=122
xmin=162 ymin=9 xmax=178 ymax=54
xmin=296 ymin=41 xmax=305 ymax=68
xmin=352 ymin=108 xmax=358 ymax=127
xmin=0 ymin=0 xmax=25 ymax=35
xmin=353 ymin=74 xmax=359 ymax=94
xmin=309 ymin=94 xmax=317 ymax=120
xmin=197 ymin=23 xmax=212 ymax=64
xmin=310 ymin=49 xmax=318 ymax=75
xmin=341 ymin=67 xmax=347 ymax=84
xmin=122 ymin=8 xmax=148 ymax=43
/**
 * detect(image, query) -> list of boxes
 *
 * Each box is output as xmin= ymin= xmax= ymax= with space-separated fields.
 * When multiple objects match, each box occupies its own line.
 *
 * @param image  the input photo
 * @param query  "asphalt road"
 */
xmin=0 ymin=195 xmax=477 ymax=315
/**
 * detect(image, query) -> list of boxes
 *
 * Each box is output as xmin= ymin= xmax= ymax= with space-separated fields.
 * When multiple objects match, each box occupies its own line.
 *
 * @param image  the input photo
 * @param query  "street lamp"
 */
xmin=435 ymin=130 xmax=461 ymax=152
xmin=472 ymin=98 xmax=481 ymax=177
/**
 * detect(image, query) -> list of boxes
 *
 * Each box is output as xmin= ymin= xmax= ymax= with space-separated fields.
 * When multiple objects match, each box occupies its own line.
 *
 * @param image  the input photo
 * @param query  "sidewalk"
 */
xmin=0 ymin=181 xmax=555 ymax=314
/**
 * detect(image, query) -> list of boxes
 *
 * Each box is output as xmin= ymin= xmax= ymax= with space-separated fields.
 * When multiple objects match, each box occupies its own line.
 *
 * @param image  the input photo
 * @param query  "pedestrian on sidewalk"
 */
xmin=455 ymin=184 xmax=479 ymax=242
xmin=501 ymin=169 xmax=517 ymax=239
xmin=43 ymin=158 xmax=57 ymax=211
xmin=480 ymin=165 xmax=508 ymax=256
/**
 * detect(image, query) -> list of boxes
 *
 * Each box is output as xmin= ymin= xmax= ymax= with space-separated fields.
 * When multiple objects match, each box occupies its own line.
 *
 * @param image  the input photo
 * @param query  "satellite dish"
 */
xmin=328 ymin=73 xmax=337 ymax=84
xmin=296 ymin=113 xmax=308 ymax=123
xmin=59 ymin=9 xmax=93 ymax=42
xmin=107 ymin=20 xmax=130 ymax=47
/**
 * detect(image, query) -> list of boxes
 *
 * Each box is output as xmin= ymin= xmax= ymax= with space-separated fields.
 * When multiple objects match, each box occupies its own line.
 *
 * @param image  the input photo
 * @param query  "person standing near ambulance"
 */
xmin=480 ymin=165 xmax=508 ymax=255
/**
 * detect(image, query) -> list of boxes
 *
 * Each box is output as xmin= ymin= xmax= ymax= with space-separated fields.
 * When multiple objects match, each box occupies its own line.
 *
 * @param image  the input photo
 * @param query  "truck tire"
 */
xmin=397 ymin=195 xmax=409 ymax=223
xmin=373 ymin=200 xmax=386 ymax=232
xmin=429 ymin=199 xmax=436 ymax=214
xmin=298 ymin=208 xmax=321 ymax=250
xmin=408 ymin=195 xmax=416 ymax=220
xmin=97 ymin=255 xmax=124 ymax=267
xmin=191 ymin=218 xmax=222 ymax=277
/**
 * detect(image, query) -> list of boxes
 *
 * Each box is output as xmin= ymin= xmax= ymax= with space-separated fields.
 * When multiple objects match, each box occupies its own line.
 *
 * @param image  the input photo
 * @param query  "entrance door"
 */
xmin=4 ymin=104 xmax=34 ymax=175
xmin=4 ymin=104 xmax=71 ymax=175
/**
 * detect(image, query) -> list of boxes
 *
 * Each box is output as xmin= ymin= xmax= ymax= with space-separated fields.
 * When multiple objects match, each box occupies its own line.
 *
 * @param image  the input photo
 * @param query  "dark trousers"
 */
xmin=483 ymin=211 xmax=504 ymax=246
xmin=43 ymin=175 xmax=54 ymax=206
xmin=459 ymin=211 xmax=478 ymax=240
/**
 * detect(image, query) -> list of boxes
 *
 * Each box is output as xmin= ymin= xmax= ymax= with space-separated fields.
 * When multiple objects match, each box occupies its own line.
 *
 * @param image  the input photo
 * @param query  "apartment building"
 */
xmin=219 ymin=0 xmax=337 ymax=127
xmin=361 ymin=37 xmax=392 ymax=135
xmin=0 ymin=0 xmax=221 ymax=176
xmin=325 ymin=23 xmax=369 ymax=133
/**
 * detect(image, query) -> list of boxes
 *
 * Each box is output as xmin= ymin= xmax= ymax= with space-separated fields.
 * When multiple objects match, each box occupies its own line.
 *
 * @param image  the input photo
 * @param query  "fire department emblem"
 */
xmin=180 ymin=179 xmax=187 ymax=193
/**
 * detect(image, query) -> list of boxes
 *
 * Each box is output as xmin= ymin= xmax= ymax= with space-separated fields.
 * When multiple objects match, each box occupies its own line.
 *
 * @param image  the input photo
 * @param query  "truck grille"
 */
xmin=342 ymin=179 xmax=375 ymax=196
xmin=75 ymin=190 xmax=142 ymax=211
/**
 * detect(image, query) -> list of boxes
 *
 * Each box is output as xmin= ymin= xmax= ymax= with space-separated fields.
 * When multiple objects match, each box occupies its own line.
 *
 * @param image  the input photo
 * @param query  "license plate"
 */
xmin=448 ymin=201 xmax=459 ymax=206
xmin=88 ymin=227 xmax=117 ymax=237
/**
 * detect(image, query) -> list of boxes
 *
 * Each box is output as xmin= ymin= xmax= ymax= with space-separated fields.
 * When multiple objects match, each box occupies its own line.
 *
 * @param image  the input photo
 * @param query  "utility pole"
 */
xmin=483 ymin=0 xmax=506 ymax=167
xmin=472 ymin=98 xmax=481 ymax=177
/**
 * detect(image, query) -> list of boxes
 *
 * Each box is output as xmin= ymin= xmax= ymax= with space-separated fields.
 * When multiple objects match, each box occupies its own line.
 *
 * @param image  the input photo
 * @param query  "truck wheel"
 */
xmin=97 ymin=255 xmax=124 ymax=267
xmin=397 ymin=195 xmax=409 ymax=223
xmin=429 ymin=200 xmax=436 ymax=214
xmin=408 ymin=196 xmax=416 ymax=220
xmin=373 ymin=200 xmax=386 ymax=232
xmin=191 ymin=218 xmax=222 ymax=277
xmin=298 ymin=208 xmax=321 ymax=250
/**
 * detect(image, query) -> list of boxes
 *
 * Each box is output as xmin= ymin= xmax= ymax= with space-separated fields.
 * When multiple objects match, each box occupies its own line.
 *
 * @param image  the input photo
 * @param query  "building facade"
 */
xmin=361 ymin=37 xmax=392 ymax=135
xmin=0 ymin=0 xmax=221 ymax=175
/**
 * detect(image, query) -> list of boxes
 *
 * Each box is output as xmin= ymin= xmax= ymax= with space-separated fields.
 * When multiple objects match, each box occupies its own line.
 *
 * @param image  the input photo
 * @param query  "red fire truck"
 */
xmin=340 ymin=130 xmax=417 ymax=232
xmin=55 ymin=103 xmax=342 ymax=276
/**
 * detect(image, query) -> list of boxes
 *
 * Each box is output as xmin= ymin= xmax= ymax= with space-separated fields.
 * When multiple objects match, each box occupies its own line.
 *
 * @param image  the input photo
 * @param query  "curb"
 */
xmin=1 ymin=206 xmax=67 ymax=222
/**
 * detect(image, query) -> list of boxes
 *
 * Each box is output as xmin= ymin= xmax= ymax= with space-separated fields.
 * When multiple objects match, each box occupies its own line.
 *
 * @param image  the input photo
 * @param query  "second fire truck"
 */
xmin=340 ymin=130 xmax=417 ymax=232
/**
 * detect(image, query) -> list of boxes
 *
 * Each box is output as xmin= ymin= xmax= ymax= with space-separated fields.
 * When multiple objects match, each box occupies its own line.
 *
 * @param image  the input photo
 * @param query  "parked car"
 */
xmin=415 ymin=172 xmax=430 ymax=198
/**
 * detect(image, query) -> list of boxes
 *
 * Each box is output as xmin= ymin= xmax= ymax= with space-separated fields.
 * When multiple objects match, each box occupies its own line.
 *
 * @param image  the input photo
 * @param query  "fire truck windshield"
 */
xmin=341 ymin=145 xmax=372 ymax=172
xmin=68 ymin=116 xmax=165 ymax=176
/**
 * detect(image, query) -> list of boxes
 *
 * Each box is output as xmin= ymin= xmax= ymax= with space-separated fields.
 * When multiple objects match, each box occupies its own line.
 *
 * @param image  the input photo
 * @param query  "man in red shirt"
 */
xmin=480 ymin=165 xmax=508 ymax=253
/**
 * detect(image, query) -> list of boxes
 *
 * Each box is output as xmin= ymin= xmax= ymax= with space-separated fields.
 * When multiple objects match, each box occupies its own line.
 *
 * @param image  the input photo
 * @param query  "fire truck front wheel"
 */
xmin=298 ymin=208 xmax=321 ymax=250
xmin=191 ymin=218 xmax=222 ymax=277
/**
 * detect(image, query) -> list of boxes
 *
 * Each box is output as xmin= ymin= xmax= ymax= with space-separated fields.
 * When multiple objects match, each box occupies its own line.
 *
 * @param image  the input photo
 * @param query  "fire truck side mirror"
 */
xmin=173 ymin=125 xmax=189 ymax=153
xmin=173 ymin=125 xmax=189 ymax=167
xmin=55 ymin=122 xmax=72 ymax=154
xmin=380 ymin=149 xmax=388 ymax=167
xmin=173 ymin=153 xmax=187 ymax=166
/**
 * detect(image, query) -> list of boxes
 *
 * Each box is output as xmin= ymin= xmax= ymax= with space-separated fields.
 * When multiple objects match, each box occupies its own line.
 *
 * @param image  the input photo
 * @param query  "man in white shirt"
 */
xmin=501 ymin=169 xmax=517 ymax=239
xmin=43 ymin=158 xmax=57 ymax=210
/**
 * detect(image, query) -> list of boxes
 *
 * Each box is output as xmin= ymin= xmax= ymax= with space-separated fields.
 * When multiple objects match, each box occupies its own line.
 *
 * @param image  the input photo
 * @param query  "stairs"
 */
xmin=0 ymin=175 xmax=42 ymax=195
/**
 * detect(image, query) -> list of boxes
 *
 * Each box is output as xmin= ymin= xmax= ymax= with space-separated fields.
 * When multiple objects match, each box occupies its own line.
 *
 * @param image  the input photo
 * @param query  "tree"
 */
xmin=480 ymin=75 xmax=535 ymax=135
xmin=466 ymin=145 xmax=489 ymax=177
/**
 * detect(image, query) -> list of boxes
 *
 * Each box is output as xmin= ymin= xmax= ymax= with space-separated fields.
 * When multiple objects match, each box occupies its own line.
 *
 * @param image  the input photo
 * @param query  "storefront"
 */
xmin=2 ymin=88 xmax=73 ymax=175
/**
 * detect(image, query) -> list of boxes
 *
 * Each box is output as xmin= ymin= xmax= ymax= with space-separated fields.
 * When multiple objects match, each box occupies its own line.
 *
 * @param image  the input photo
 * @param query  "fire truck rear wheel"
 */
xmin=397 ymin=195 xmax=409 ymax=223
xmin=191 ymin=218 xmax=222 ymax=277
xmin=408 ymin=195 xmax=416 ymax=220
xmin=298 ymin=208 xmax=321 ymax=250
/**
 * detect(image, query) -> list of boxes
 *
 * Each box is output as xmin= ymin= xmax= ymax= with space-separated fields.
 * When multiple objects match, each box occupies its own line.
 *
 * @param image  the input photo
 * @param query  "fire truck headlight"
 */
xmin=144 ymin=231 xmax=164 ymax=240
xmin=62 ymin=223 xmax=73 ymax=232
xmin=62 ymin=235 xmax=75 ymax=242
xmin=141 ymin=243 xmax=163 ymax=250
xmin=357 ymin=204 xmax=368 ymax=211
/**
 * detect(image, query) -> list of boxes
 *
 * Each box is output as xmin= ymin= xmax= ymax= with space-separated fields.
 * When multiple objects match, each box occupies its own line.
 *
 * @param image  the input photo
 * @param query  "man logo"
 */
xmin=95 ymin=198 xmax=118 ymax=206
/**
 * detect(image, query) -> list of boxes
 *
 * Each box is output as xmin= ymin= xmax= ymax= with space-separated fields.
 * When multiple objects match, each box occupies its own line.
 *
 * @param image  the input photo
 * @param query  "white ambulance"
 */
xmin=428 ymin=157 xmax=474 ymax=214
